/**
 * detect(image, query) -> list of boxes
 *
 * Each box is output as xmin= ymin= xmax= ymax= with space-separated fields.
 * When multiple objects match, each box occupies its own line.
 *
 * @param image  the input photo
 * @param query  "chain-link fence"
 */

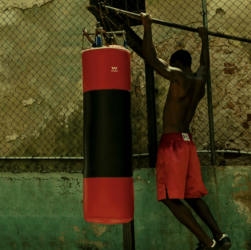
xmin=0 ymin=0 xmax=251 ymax=172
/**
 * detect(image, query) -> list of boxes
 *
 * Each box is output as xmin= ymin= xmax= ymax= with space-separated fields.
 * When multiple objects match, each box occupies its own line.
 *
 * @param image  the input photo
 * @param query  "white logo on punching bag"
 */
xmin=111 ymin=67 xmax=118 ymax=72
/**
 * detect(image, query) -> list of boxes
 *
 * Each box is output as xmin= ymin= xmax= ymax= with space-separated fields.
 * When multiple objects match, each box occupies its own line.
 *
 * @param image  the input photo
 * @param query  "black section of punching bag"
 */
xmin=84 ymin=89 xmax=132 ymax=178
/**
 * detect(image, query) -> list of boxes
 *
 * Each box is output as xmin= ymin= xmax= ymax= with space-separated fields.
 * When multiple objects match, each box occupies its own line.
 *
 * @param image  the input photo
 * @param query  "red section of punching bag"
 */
xmin=82 ymin=45 xmax=131 ymax=92
xmin=83 ymin=177 xmax=134 ymax=224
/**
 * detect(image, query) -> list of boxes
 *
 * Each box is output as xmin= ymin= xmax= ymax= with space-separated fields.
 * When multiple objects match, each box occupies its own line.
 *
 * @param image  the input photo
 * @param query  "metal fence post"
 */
xmin=145 ymin=63 xmax=158 ymax=168
xmin=202 ymin=0 xmax=216 ymax=166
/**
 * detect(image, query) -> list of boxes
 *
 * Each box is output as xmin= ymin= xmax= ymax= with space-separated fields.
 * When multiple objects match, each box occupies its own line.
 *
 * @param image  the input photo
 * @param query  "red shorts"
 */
xmin=156 ymin=133 xmax=208 ymax=201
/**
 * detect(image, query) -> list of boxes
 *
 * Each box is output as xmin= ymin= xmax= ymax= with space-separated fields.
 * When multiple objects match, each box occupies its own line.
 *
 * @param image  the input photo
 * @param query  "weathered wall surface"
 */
xmin=0 ymin=167 xmax=250 ymax=250
xmin=130 ymin=0 xmax=251 ymax=166
xmin=0 ymin=0 xmax=90 ymax=158
xmin=0 ymin=0 xmax=52 ymax=13
xmin=0 ymin=0 xmax=251 ymax=167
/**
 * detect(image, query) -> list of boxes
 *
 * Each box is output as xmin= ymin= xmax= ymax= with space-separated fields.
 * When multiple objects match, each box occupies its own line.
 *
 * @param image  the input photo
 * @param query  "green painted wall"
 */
xmin=0 ymin=166 xmax=250 ymax=249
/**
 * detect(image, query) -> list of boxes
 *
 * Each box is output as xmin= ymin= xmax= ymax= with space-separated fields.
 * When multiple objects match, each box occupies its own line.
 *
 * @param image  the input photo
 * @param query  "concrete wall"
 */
xmin=130 ymin=0 xmax=251 ymax=166
xmin=0 ymin=0 xmax=251 ymax=165
xmin=0 ymin=166 xmax=250 ymax=249
xmin=0 ymin=0 xmax=89 ymax=158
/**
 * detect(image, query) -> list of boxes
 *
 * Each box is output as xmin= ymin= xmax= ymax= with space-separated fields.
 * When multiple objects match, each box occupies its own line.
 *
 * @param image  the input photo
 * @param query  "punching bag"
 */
xmin=82 ymin=45 xmax=134 ymax=224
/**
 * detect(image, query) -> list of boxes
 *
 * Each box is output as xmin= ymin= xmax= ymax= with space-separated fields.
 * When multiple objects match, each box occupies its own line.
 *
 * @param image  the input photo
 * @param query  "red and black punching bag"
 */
xmin=82 ymin=45 xmax=134 ymax=224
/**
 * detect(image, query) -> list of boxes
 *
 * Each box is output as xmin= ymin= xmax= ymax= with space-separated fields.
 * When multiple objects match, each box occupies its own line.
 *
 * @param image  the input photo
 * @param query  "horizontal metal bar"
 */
xmin=0 ymin=150 xmax=248 ymax=160
xmin=0 ymin=154 xmax=148 ymax=160
xmin=87 ymin=31 xmax=126 ymax=35
xmin=0 ymin=157 xmax=85 ymax=160
xmin=198 ymin=150 xmax=245 ymax=154
xmin=100 ymin=5 xmax=251 ymax=44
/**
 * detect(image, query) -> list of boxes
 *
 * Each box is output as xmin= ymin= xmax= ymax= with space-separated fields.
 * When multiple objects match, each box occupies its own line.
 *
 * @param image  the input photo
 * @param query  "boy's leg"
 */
xmin=161 ymin=190 xmax=213 ymax=247
xmin=185 ymin=198 xmax=223 ymax=241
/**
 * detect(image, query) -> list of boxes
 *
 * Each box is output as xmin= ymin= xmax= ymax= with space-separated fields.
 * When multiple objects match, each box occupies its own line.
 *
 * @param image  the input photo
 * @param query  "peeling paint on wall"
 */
xmin=135 ymin=174 xmax=150 ymax=184
xmin=58 ymin=102 xmax=79 ymax=133
xmin=76 ymin=239 xmax=109 ymax=249
xmin=0 ymin=0 xmax=53 ymax=13
xmin=22 ymin=97 xmax=36 ymax=106
xmin=6 ymin=134 xmax=19 ymax=142
xmin=231 ymin=172 xmax=251 ymax=224
xmin=91 ymin=224 xmax=107 ymax=237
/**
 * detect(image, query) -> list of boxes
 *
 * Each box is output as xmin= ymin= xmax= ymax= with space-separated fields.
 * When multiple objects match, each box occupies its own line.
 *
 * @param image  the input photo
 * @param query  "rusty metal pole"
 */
xmin=201 ymin=0 xmax=216 ymax=166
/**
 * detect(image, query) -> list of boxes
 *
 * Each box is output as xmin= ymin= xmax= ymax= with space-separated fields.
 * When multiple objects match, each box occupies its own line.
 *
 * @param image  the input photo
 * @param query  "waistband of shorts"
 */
xmin=160 ymin=132 xmax=193 ymax=142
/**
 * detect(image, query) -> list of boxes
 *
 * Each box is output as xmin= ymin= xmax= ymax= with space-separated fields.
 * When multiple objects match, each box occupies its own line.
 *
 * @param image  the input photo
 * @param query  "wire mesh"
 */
xmin=107 ymin=0 xmax=251 ymax=167
xmin=0 ymin=0 xmax=86 ymax=172
xmin=0 ymin=0 xmax=251 ymax=172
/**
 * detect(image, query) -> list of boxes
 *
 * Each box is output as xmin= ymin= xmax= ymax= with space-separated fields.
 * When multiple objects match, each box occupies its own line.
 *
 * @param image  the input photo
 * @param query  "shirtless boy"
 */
xmin=140 ymin=12 xmax=232 ymax=250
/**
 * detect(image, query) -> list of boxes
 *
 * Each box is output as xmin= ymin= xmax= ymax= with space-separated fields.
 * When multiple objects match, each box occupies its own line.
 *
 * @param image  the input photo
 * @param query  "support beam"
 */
xmin=100 ymin=4 xmax=251 ymax=44
xmin=86 ymin=5 xmax=144 ymax=59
